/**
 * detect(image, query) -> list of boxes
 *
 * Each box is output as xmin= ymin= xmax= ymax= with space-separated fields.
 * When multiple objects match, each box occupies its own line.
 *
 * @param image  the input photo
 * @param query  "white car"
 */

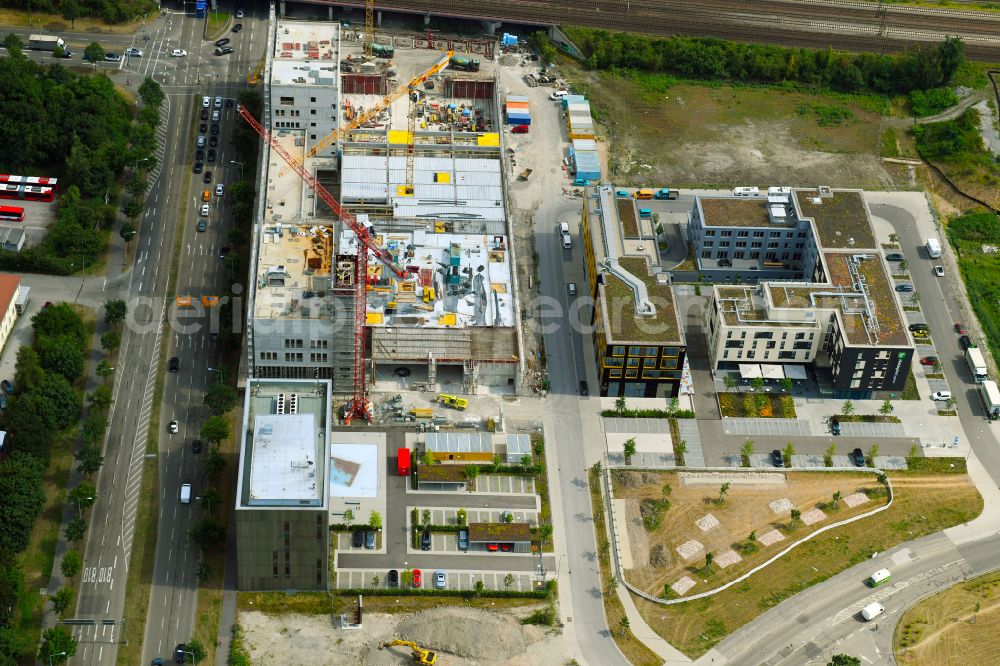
xmin=933 ymin=265 xmax=944 ymax=277
xmin=215 ymin=183 xmax=224 ymax=197
xmin=434 ymin=570 xmax=446 ymax=589
xmin=236 ymin=7 xmax=245 ymax=18
xmin=168 ymin=420 xmax=179 ymax=434
xmin=202 ymin=95 xmax=210 ymax=108
xmin=126 ymin=47 xmax=142 ymax=57
xmin=170 ymin=49 xmax=188 ymax=57
xmin=200 ymin=204 xmax=210 ymax=217
xmin=931 ymin=391 xmax=952 ymax=401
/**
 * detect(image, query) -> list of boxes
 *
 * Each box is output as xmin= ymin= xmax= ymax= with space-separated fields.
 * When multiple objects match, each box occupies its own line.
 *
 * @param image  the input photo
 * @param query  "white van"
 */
xmin=561 ymin=231 xmax=572 ymax=249
xmin=550 ymin=90 xmax=568 ymax=101
xmin=180 ymin=483 xmax=192 ymax=504
xmin=559 ymin=222 xmax=570 ymax=234
xmin=867 ymin=568 xmax=891 ymax=587
xmin=733 ymin=186 xmax=760 ymax=197
xmin=860 ymin=602 xmax=884 ymax=621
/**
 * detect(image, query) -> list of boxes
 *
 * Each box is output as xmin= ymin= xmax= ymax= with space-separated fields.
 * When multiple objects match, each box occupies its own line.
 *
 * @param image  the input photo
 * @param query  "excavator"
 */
xmin=381 ymin=639 xmax=438 ymax=664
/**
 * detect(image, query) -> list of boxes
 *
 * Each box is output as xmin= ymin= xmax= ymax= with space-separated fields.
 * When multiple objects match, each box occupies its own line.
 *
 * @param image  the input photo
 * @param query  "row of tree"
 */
xmin=567 ymin=30 xmax=966 ymax=95
xmin=0 ymin=0 xmax=156 ymax=25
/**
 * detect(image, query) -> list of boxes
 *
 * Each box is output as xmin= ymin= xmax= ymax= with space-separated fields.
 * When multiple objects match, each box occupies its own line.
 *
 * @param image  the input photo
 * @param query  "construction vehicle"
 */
xmin=437 ymin=393 xmax=468 ymax=411
xmin=410 ymin=407 xmax=434 ymax=419
xmin=372 ymin=42 xmax=394 ymax=58
xmin=518 ymin=168 xmax=533 ymax=181
xmin=449 ymin=54 xmax=480 ymax=71
xmin=381 ymin=640 xmax=437 ymax=665
xmin=239 ymin=107 xmax=408 ymax=424
xmin=302 ymin=50 xmax=453 ymax=161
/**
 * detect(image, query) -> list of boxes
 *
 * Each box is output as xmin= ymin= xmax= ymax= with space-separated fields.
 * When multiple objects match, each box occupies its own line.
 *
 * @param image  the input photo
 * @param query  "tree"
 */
xmin=371 ymin=574 xmax=380 ymax=587
xmin=615 ymin=395 xmax=627 ymax=413
xmin=492 ymin=453 xmax=502 ymax=470
xmin=911 ymin=291 xmax=920 ymax=305
xmin=464 ymin=464 xmax=480 ymax=483
xmin=899 ymin=258 xmax=908 ymax=272
xmin=618 ymin=615 xmax=630 ymax=637
xmin=89 ymin=384 xmax=113 ymax=412
xmin=76 ymin=445 xmax=104 ymax=476
xmin=120 ymin=221 xmax=136 ymax=243
xmin=369 ymin=511 xmax=382 ymax=530
xmin=61 ymin=550 xmax=82 ymax=580
xmin=100 ymin=329 xmax=121 ymax=352
xmin=49 ymin=586 xmax=74 ymax=615
xmin=15 ymin=346 xmax=45 ymax=392
xmin=37 ymin=374 xmax=82 ymax=430
xmin=780 ymin=377 xmax=793 ymax=392
xmin=138 ymin=77 xmax=165 ymax=107
xmin=661 ymin=483 xmax=673 ymax=499
xmin=879 ymin=398 xmax=894 ymax=415
xmin=3 ymin=33 xmax=23 ymax=55
xmin=868 ymin=444 xmax=879 ymax=466
xmin=719 ymin=482 xmax=730 ymax=503
xmin=422 ymin=508 xmax=431 ymax=527
xmin=202 ymin=445 xmax=225 ymax=478
xmin=201 ymin=487 xmax=221 ymax=515
xmin=750 ymin=376 xmax=765 ymax=392
xmin=783 ymin=442 xmax=795 ymax=468
xmin=504 ymin=573 xmax=514 ymax=590
xmin=343 ymin=508 xmax=354 ymax=524
xmin=200 ymin=416 xmax=230 ymax=445
xmin=69 ymin=484 xmax=97 ymax=511
xmin=421 ymin=450 xmax=435 ymax=467
xmin=741 ymin=439 xmax=754 ymax=466
xmin=473 ymin=579 xmax=485 ymax=597
xmin=623 ymin=437 xmax=637 ymax=465
xmin=65 ymin=517 xmax=87 ymax=542
xmin=96 ymin=359 xmax=115 ymax=381
xmin=0 ymin=453 xmax=46 ymax=554
xmin=790 ymin=508 xmax=802 ymax=525
xmin=38 ymin=336 xmax=85 ymax=382
xmin=103 ymin=299 xmax=127 ymax=326
xmin=842 ymin=400 xmax=854 ymax=416
xmin=186 ymin=638 xmax=207 ymax=663
xmin=84 ymin=42 xmax=105 ymax=64
xmin=521 ymin=454 xmax=532 ymax=468
xmin=189 ymin=518 xmax=225 ymax=550
xmin=831 ymin=490 xmax=842 ymax=508
xmin=888 ymin=233 xmax=898 ymax=246
xmin=204 ymin=382 xmax=237 ymax=415
xmin=824 ymin=443 xmax=837 ymax=467
xmin=828 ymin=655 xmax=861 ymax=666
xmin=61 ymin=0 xmax=83 ymax=28
xmin=0 ymin=554 xmax=24 ymax=626
xmin=38 ymin=626 xmax=76 ymax=663
xmin=676 ymin=439 xmax=687 ymax=465
xmin=704 ymin=551 xmax=714 ymax=571
xmin=723 ymin=373 xmax=737 ymax=391
xmin=456 ymin=508 xmax=467 ymax=526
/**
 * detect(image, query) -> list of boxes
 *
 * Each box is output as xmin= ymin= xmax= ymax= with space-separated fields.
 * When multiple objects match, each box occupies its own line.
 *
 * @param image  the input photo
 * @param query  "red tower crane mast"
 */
xmin=238 ymin=106 xmax=408 ymax=423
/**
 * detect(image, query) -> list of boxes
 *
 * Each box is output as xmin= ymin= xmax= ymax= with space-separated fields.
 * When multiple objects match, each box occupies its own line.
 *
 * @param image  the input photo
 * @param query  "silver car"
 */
xmin=434 ymin=570 xmax=446 ymax=589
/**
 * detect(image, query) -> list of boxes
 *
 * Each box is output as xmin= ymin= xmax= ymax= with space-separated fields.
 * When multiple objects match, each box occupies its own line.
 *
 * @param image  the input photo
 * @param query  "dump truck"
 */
xmin=437 ymin=394 xmax=468 ymax=411
xmin=28 ymin=34 xmax=66 ymax=52
xmin=966 ymin=346 xmax=988 ymax=383
xmin=980 ymin=380 xmax=1000 ymax=420
xmin=449 ymin=55 xmax=480 ymax=72
xmin=382 ymin=640 xmax=437 ymax=665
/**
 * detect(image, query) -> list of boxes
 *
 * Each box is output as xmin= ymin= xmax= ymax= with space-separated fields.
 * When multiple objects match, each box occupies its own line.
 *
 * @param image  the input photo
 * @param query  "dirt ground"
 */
xmin=568 ymin=68 xmax=900 ymax=190
xmin=895 ymin=569 xmax=1000 ymax=665
xmin=240 ymin=605 xmax=569 ymax=665
xmin=612 ymin=470 xmax=882 ymax=597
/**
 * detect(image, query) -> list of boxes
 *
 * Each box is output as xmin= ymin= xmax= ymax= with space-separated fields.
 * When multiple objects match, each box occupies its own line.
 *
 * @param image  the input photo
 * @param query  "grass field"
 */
xmin=632 ymin=468 xmax=981 ymax=657
xmin=0 ymin=8 xmax=151 ymax=34
xmin=895 ymin=569 xmax=1000 ymax=665
xmin=946 ymin=212 xmax=1000 ymax=370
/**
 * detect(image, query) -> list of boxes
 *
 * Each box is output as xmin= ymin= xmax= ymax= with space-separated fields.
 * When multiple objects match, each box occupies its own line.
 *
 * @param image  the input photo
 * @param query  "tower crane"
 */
xmin=238 ymin=106 xmax=408 ymax=424
xmin=364 ymin=0 xmax=374 ymax=59
xmin=302 ymin=50 xmax=453 ymax=161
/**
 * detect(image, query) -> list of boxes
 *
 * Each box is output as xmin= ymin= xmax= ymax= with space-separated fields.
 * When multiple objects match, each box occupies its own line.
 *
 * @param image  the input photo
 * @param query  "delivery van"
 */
xmin=860 ymin=602 xmax=884 ymax=622
xmin=635 ymin=188 xmax=653 ymax=199
xmin=180 ymin=483 xmax=192 ymax=504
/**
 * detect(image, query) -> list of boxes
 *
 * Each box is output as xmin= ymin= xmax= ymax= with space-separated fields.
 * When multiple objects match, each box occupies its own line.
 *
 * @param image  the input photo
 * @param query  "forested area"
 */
xmin=0 ymin=0 xmax=155 ymax=24
xmin=565 ymin=30 xmax=966 ymax=95
xmin=0 ymin=45 xmax=159 ymax=274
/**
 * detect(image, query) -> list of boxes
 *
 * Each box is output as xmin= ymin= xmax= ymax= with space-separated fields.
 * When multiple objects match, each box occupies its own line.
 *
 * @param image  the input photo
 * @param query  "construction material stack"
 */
xmin=505 ymin=95 xmax=530 ymax=126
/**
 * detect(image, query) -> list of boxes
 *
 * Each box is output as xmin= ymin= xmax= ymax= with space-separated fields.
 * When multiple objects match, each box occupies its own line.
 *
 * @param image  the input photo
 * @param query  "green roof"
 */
xmin=796 ymin=189 xmax=875 ymax=249
xmin=467 ymin=522 xmax=531 ymax=542
xmin=603 ymin=256 xmax=682 ymax=344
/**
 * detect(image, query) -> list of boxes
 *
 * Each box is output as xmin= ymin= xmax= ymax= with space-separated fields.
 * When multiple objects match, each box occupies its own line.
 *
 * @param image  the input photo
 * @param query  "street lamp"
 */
xmin=47 ymin=651 xmax=66 ymax=666
xmin=230 ymin=160 xmax=245 ymax=180
xmin=74 ymin=496 xmax=94 ymax=517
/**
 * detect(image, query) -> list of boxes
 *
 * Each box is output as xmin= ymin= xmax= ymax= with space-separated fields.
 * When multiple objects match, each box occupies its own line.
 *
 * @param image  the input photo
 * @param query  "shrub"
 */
xmin=909 ymin=87 xmax=959 ymax=117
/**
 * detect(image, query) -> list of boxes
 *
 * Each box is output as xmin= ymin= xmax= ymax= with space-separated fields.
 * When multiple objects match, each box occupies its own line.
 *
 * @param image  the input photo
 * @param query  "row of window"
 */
xmin=607 ymin=369 xmax=682 ymax=380
xmin=722 ymin=349 xmax=801 ymax=360
xmin=703 ymin=229 xmax=807 ymax=239
xmin=705 ymin=241 xmax=806 ymax=250
xmin=727 ymin=330 xmax=815 ymax=341
xmin=609 ymin=345 xmax=681 ymax=357
xmin=279 ymin=96 xmax=322 ymax=105
xmin=701 ymin=250 xmax=805 ymax=261
xmin=604 ymin=357 xmax=680 ymax=369
xmin=285 ymin=338 xmax=330 ymax=349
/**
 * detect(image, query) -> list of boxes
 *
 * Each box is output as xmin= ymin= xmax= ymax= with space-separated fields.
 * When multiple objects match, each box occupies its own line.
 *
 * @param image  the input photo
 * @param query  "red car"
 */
xmin=955 ymin=322 xmax=966 ymax=334
xmin=511 ymin=125 xmax=529 ymax=134
xmin=412 ymin=568 xmax=422 ymax=588
xmin=486 ymin=543 xmax=499 ymax=552
xmin=920 ymin=356 xmax=938 ymax=366
xmin=500 ymin=543 xmax=513 ymax=552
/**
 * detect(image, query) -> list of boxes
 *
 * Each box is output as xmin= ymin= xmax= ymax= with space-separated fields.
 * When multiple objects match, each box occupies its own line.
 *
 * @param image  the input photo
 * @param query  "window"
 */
xmin=737 ymin=230 xmax=749 ymax=237
xmin=603 ymin=357 xmax=624 ymax=368
xmin=701 ymin=250 xmax=712 ymax=259
xmin=260 ymin=351 xmax=277 ymax=361
xmin=644 ymin=358 xmax=656 ymax=368
xmin=612 ymin=346 xmax=625 ymax=356
xmin=766 ymin=340 xmax=776 ymax=349
xmin=793 ymin=341 xmax=811 ymax=350
xmin=753 ymin=231 xmax=765 ymax=238
xmin=718 ymin=241 xmax=730 ymax=248
xmin=625 ymin=369 xmax=638 ymax=379
xmin=705 ymin=230 xmax=716 ymax=237
xmin=280 ymin=96 xmax=294 ymax=106
xmin=798 ymin=232 xmax=808 ymax=238
xmin=609 ymin=369 xmax=622 ymax=378
xmin=645 ymin=346 xmax=658 ymax=356
xmin=725 ymin=340 xmax=743 ymax=349
xmin=735 ymin=241 xmax=747 ymax=248
xmin=768 ymin=241 xmax=779 ymax=249
xmin=629 ymin=346 xmax=642 ymax=355
xmin=310 ymin=96 xmax=316 ymax=103
xmin=754 ymin=331 xmax=773 ymax=339
xmin=779 ymin=351 xmax=795 ymax=359
xmin=310 ymin=353 xmax=328 ymax=363
xmin=795 ymin=332 xmax=805 ymax=339
xmin=310 ymin=109 xmax=317 ymax=115
xmin=660 ymin=358 xmax=679 ymax=369
xmin=795 ymin=242 xmax=805 ymax=249
xmin=627 ymin=358 xmax=640 ymax=368
xmin=786 ymin=232 xmax=795 ymax=238
xmin=751 ymin=252 xmax=760 ymax=259
xmin=751 ymin=241 xmax=762 ymax=248
xmin=721 ymin=230 xmax=733 ymax=237
xmin=734 ymin=251 xmax=745 ymax=259
xmin=704 ymin=240 xmax=714 ymax=248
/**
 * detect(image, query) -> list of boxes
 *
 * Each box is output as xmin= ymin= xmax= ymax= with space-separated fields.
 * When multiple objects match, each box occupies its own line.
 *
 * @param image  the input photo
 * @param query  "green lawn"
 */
xmin=947 ymin=213 xmax=1000 ymax=368
xmin=207 ymin=12 xmax=229 ymax=37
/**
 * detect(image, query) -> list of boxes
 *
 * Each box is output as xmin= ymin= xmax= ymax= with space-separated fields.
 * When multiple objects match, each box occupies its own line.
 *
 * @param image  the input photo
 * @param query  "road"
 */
xmin=702 ymin=197 xmax=1000 ymax=664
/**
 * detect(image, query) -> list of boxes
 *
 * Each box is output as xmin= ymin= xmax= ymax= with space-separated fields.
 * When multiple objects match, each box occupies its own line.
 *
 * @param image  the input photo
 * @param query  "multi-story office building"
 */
xmin=581 ymin=186 xmax=686 ymax=398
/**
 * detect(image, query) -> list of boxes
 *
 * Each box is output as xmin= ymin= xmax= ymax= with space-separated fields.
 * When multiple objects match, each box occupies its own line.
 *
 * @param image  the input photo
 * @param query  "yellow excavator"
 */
xmin=381 ymin=640 xmax=437 ymax=664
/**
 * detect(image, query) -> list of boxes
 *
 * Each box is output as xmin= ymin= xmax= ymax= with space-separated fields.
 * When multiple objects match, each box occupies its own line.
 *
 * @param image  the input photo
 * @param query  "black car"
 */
xmin=420 ymin=530 xmax=431 ymax=551
xmin=351 ymin=529 xmax=364 ymax=548
xmin=193 ymin=162 xmax=203 ymax=174
xmin=579 ymin=381 xmax=588 ymax=396
xmin=215 ymin=46 xmax=234 ymax=56
xmin=200 ymin=109 xmax=208 ymax=120
xmin=199 ymin=123 xmax=208 ymax=133
xmin=168 ymin=356 xmax=180 ymax=372
xmin=830 ymin=417 xmax=841 ymax=436
xmin=195 ymin=149 xmax=205 ymax=161
xmin=886 ymin=253 xmax=904 ymax=261
xmin=210 ymin=124 xmax=220 ymax=136
xmin=203 ymin=171 xmax=213 ymax=184
xmin=192 ymin=439 xmax=202 ymax=454
xmin=232 ymin=23 xmax=243 ymax=33
xmin=387 ymin=569 xmax=399 ymax=587
xmin=215 ymin=38 xmax=231 ymax=47
xmin=960 ymin=335 xmax=973 ymax=350
xmin=908 ymin=323 xmax=929 ymax=332
xmin=209 ymin=136 xmax=218 ymax=147
xmin=174 ymin=644 xmax=187 ymax=664
xmin=219 ymin=245 xmax=230 ymax=258
xmin=1 ymin=380 xmax=14 ymax=394
xmin=226 ymin=98 xmax=234 ymax=108
xmin=207 ymin=149 xmax=217 ymax=163
xmin=851 ymin=448 xmax=866 ymax=467
xmin=770 ymin=449 xmax=784 ymax=467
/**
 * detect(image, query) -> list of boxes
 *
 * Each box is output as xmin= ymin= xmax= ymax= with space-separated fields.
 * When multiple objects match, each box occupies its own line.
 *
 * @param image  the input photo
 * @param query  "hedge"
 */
xmin=335 ymin=580 xmax=556 ymax=600
xmin=601 ymin=408 xmax=695 ymax=418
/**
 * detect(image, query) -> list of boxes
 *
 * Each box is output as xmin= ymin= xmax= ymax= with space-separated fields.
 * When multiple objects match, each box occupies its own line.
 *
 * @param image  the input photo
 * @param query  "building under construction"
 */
xmin=248 ymin=15 xmax=520 ymax=402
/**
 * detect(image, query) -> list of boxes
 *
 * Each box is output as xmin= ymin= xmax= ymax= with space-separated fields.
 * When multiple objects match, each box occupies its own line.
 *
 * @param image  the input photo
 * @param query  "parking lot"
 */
xmin=334 ymin=568 xmax=545 ymax=592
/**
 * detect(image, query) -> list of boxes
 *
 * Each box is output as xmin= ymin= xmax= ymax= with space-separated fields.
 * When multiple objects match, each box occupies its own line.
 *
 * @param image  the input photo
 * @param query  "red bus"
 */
xmin=0 ymin=185 xmax=54 ymax=202
xmin=397 ymin=447 xmax=411 ymax=476
xmin=0 ymin=206 xmax=24 ymax=222
xmin=0 ymin=174 xmax=58 ymax=190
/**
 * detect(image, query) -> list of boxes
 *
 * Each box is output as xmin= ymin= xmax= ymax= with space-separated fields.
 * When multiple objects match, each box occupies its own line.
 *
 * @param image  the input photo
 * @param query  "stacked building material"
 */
xmin=505 ymin=95 xmax=531 ymax=125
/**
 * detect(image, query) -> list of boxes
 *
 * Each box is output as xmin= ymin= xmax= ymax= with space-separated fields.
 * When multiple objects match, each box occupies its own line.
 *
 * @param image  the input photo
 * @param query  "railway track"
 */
xmin=321 ymin=0 xmax=1000 ymax=60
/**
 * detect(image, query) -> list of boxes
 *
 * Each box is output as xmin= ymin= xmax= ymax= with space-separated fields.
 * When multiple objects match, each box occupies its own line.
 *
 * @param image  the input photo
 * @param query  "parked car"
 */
xmin=434 ymin=570 xmax=446 ymax=589
xmin=457 ymin=529 xmax=469 ymax=551
xmin=170 ymin=49 xmax=188 ymax=57
xmin=920 ymin=356 xmax=938 ymax=366
xmin=885 ymin=253 xmax=904 ymax=261
xmin=211 ymin=123 xmax=220 ymax=136
xmin=912 ymin=329 xmax=929 ymax=339
xmin=420 ymin=530 xmax=431 ymax=551
xmin=1 ymin=379 xmax=14 ymax=394
xmin=412 ymin=568 xmax=422 ymax=588
xmin=487 ymin=542 xmax=499 ymax=552
xmin=908 ymin=323 xmax=929 ymax=332
xmin=209 ymin=135 xmax=218 ymax=147
xmin=192 ymin=439 xmax=202 ymax=453
xmin=104 ymin=52 xmax=121 ymax=62
xmin=152 ymin=658 xmax=165 ymax=666
xmin=365 ymin=529 xmax=375 ymax=549
xmin=830 ymin=417 xmax=841 ymax=436
xmin=511 ymin=124 xmax=529 ymax=134
xmin=174 ymin=644 xmax=187 ymax=664
xmin=0 ymin=394 xmax=8 ymax=409
xmin=955 ymin=322 xmax=966 ymax=334
xmin=168 ymin=420 xmax=179 ymax=434
xmin=351 ymin=530 xmax=364 ymax=548
xmin=931 ymin=390 xmax=952 ymax=401
xmin=851 ymin=448 xmax=865 ymax=467
xmin=219 ymin=245 xmax=231 ymax=258
xmin=200 ymin=108 xmax=209 ymax=120
xmin=579 ymin=381 xmax=588 ymax=396
xmin=236 ymin=8 xmax=245 ymax=18
xmin=214 ymin=96 xmax=223 ymax=108
xmin=960 ymin=335 xmax=973 ymax=350
xmin=196 ymin=135 xmax=206 ymax=148
xmin=615 ymin=190 xmax=630 ymax=198
xmin=207 ymin=149 xmax=217 ymax=163
xmin=500 ymin=543 xmax=512 ymax=552
xmin=169 ymin=356 xmax=180 ymax=372
xmin=199 ymin=123 xmax=208 ymax=133
xmin=895 ymin=283 xmax=913 ymax=292
xmin=387 ymin=569 xmax=399 ymax=587
xmin=770 ymin=449 xmax=784 ymax=467
xmin=202 ymin=96 xmax=211 ymax=108
xmin=933 ymin=265 xmax=945 ymax=277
